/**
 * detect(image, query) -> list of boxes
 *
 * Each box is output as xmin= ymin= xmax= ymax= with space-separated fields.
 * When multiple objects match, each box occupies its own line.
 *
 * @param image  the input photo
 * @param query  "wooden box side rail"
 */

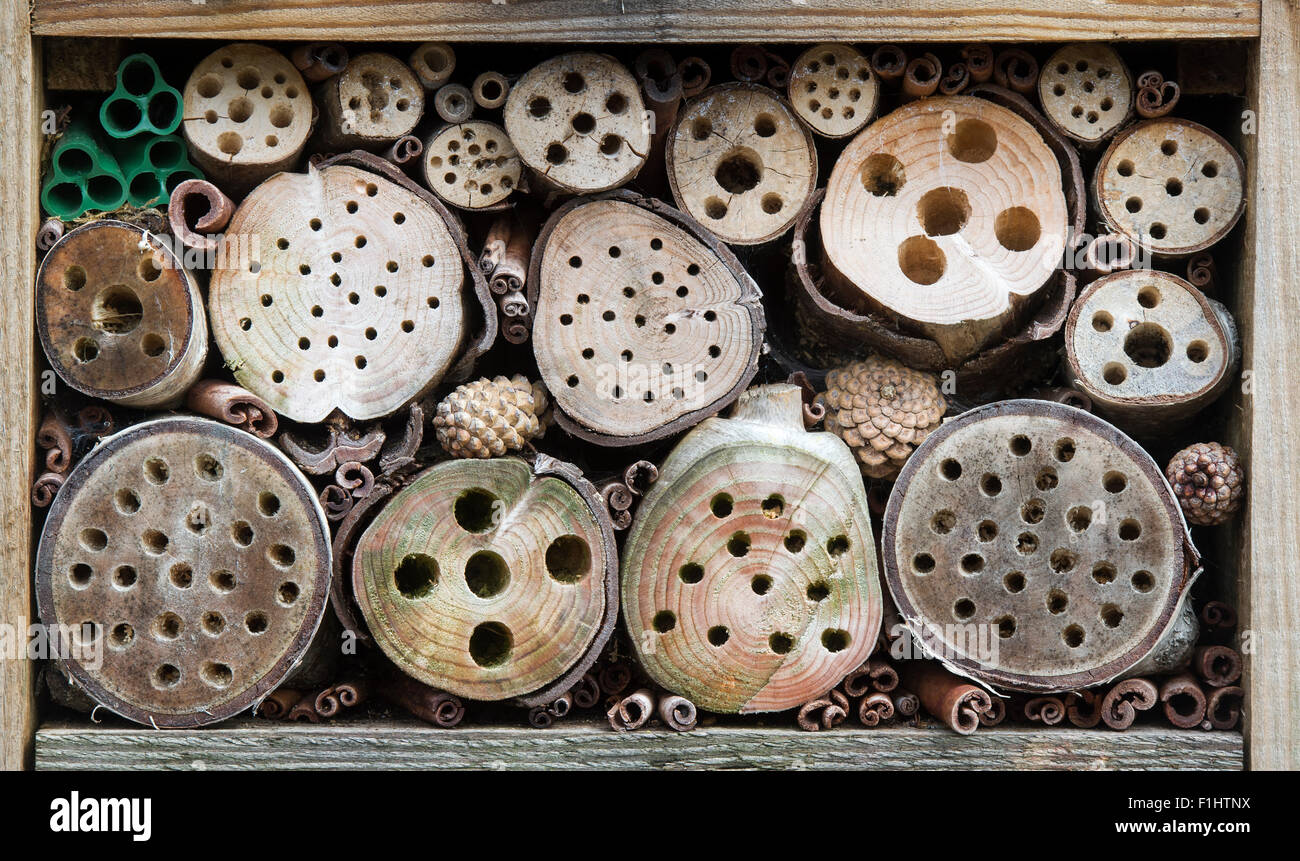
xmin=33 ymin=719 xmax=1244 ymax=771
xmin=31 ymin=1 xmax=1259 ymax=42
xmin=2 ymin=3 xmax=1296 ymax=772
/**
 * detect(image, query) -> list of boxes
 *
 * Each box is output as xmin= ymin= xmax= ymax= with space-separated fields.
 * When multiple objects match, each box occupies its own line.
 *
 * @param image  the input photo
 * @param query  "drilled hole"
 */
xmin=931 ymin=510 xmax=956 ymax=534
xmin=678 ymin=562 xmax=704 ymax=584
xmin=258 ymin=491 xmax=281 ymax=516
xmin=1092 ymin=311 xmax=1114 ymax=333
xmin=1187 ymin=340 xmax=1209 ymax=363
xmin=728 ymin=532 xmax=751 ymax=557
xmin=821 ymin=629 xmax=851 ymax=652
xmin=917 ymin=187 xmax=970 ymax=236
xmin=710 ymin=493 xmax=733 ymax=517
xmin=954 ymin=598 xmax=976 ymax=620
xmin=960 ymin=553 xmax=984 ymax=574
xmin=1092 ymin=562 xmax=1117 ymax=584
xmin=1063 ymin=625 xmax=1085 ymax=648
xmin=980 ymin=474 xmax=1002 ymax=496
xmin=1119 ymin=519 xmax=1142 ymax=541
xmin=1016 ymin=532 xmax=1039 ymax=554
xmin=153 ymin=612 xmax=182 ymax=640
xmin=1004 ymin=571 xmax=1026 ymax=593
xmin=1100 ymin=604 xmax=1124 ymax=628
xmin=153 ymin=664 xmax=181 ymax=689
xmin=268 ymin=544 xmax=295 ymax=567
xmin=947 ymin=118 xmax=997 ymax=162
xmin=231 ymin=520 xmax=254 ymax=547
xmin=1049 ymin=548 xmax=1077 ymax=573
xmin=769 ymin=632 xmax=794 ymax=654
xmin=1103 ymin=362 xmax=1128 ymax=385
xmin=707 ymin=626 xmax=730 ymax=647
xmin=202 ymin=612 xmax=225 ymax=635
xmin=109 ymin=623 xmax=134 ymax=648
xmin=913 ymin=553 xmax=936 ymax=574
xmin=245 ymin=611 xmax=268 ymax=634
xmin=784 ymin=531 xmax=807 ymax=553
xmin=454 ymin=488 xmax=498 ymax=533
xmin=68 ymin=563 xmax=92 ymax=588
xmin=1009 ymin=435 xmax=1032 ymax=456
xmin=169 ymin=563 xmax=193 ymax=589
xmin=1132 ymin=570 xmax=1155 ymax=592
xmin=210 ymin=569 xmax=236 ymax=593
xmin=996 ymin=615 xmax=1016 ymax=638
xmin=977 ymin=520 xmax=998 ymax=542
xmin=898 ymin=235 xmax=946 ymax=285
xmin=194 ymin=453 xmax=223 ymax=481
xmin=112 ymin=565 xmax=137 ymax=589
xmin=546 ymin=535 xmax=590 ymax=583
xmin=201 ymin=662 xmax=233 ymax=689
xmin=994 ymin=206 xmax=1041 ymax=251
xmin=1036 ymin=468 xmax=1058 ymax=491
xmin=91 ymin=284 xmax=143 ymax=334
xmin=860 ymin=153 xmax=905 ymax=196
xmin=1021 ymin=498 xmax=1046 ymax=524
xmin=141 ymin=529 xmax=168 ymax=555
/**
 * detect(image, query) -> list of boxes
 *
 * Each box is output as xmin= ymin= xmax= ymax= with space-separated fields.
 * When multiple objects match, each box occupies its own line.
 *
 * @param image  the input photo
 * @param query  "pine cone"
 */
xmin=433 ymin=375 xmax=549 ymax=458
xmin=1166 ymin=442 xmax=1244 ymax=526
xmin=815 ymin=357 xmax=947 ymax=479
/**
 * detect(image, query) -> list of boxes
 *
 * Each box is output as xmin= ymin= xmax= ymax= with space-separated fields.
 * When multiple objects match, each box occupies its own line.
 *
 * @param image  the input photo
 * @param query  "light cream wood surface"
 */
xmin=0 ymin=2 xmax=39 ymax=771
xmin=31 ymin=1 xmax=1260 ymax=41
xmin=1238 ymin=0 xmax=1299 ymax=772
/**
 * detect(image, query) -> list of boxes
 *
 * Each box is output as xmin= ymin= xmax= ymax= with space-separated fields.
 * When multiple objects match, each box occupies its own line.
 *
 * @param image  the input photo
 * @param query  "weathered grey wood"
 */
xmin=31 ymin=1 xmax=1259 ymax=41
xmin=35 ymin=718 xmax=1242 ymax=770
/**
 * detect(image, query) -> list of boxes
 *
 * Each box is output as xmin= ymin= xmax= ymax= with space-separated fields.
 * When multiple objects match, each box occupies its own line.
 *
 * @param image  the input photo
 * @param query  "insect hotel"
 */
xmin=2 ymin=0 xmax=1295 ymax=772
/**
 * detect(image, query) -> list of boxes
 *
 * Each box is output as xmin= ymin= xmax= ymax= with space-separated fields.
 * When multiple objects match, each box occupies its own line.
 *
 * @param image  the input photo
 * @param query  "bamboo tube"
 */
xmin=409 ymin=42 xmax=456 ymax=90
xmin=897 ymin=660 xmax=992 ymax=735
xmin=1159 ymin=673 xmax=1208 ymax=728
xmin=434 ymin=83 xmax=475 ymax=124
xmin=1101 ymin=678 xmax=1159 ymax=730
xmin=37 ymin=221 xmax=207 ymax=409
xmin=472 ymin=71 xmax=510 ymax=109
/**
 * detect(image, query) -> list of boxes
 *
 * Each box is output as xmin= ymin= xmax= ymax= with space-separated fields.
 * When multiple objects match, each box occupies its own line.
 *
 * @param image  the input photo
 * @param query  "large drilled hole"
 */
xmin=80 ymin=527 xmax=108 ymax=551
xmin=898 ymin=235 xmax=946 ymax=285
xmin=201 ymin=662 xmax=233 ymax=689
xmin=714 ymin=149 xmax=762 ymax=194
xmin=821 ymin=629 xmax=851 ymax=652
xmin=141 ymin=529 xmax=168 ymax=555
xmin=153 ymin=612 xmax=182 ymax=640
xmin=860 ymin=153 xmax=905 ymax=196
xmin=465 ymin=550 xmax=510 ymax=598
xmin=769 ymin=632 xmax=794 ymax=654
xmin=917 ymin=187 xmax=970 ymax=236
xmin=1004 ymin=571 xmax=1026 ymax=593
xmin=1100 ymin=604 xmax=1124 ymax=628
xmin=913 ymin=553 xmax=936 ymax=573
xmin=827 ymin=535 xmax=850 ymax=557
xmin=784 ymin=531 xmax=807 ymax=553
xmin=153 ymin=664 xmax=181 ymax=689
xmin=960 ymin=553 xmax=984 ymax=574
xmin=996 ymin=615 xmax=1016 ymax=639
xmin=728 ymin=532 xmax=751 ymax=557
xmin=1050 ymin=548 xmax=1078 ymax=572
xmin=1092 ymin=562 xmax=1117 ymax=584
xmin=1063 ymin=625 xmax=1085 ymax=648
xmin=1119 ymin=519 xmax=1142 ymax=541
xmin=1021 ymin=498 xmax=1046 ymax=524
xmin=546 ymin=535 xmax=590 ymax=583
xmin=710 ymin=493 xmax=733 ymax=517
xmin=454 ymin=488 xmax=498 ymax=533
xmin=947 ymin=118 xmax=997 ymax=162
xmin=210 ymin=569 xmax=236 ymax=593
xmin=931 ymin=510 xmax=956 ymax=534
xmin=194 ymin=453 xmax=223 ymax=481
xmin=1123 ymin=322 xmax=1172 ymax=368
xmin=1132 ymin=570 xmax=1155 ymax=592
xmin=994 ymin=206 xmax=1041 ymax=251
xmin=91 ymin=285 xmax=143 ymax=334
xmin=751 ymin=574 xmax=773 ymax=595
xmin=653 ymin=610 xmax=676 ymax=633
xmin=954 ymin=598 xmax=976 ymax=620
xmin=678 ymin=562 xmax=704 ymax=584
xmin=394 ymin=553 xmax=438 ymax=599
xmin=707 ymin=626 xmax=730 ymax=647
xmin=1047 ymin=590 xmax=1069 ymax=614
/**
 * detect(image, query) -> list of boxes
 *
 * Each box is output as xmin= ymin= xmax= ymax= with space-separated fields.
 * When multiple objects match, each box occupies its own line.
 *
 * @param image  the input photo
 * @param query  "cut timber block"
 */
xmin=504 ymin=52 xmax=649 ymax=194
xmin=35 ymin=417 xmax=331 ymax=728
xmin=821 ymin=95 xmax=1068 ymax=364
xmin=667 ymin=82 xmax=817 ymax=245
xmin=1038 ymin=44 xmax=1133 ymax=147
xmin=1093 ymin=118 xmax=1245 ymax=257
xmin=37 ymin=221 xmax=207 ymax=409
xmin=315 ymin=52 xmax=425 ymax=151
xmin=622 ymin=384 xmax=883 ymax=713
xmin=352 ymin=456 xmax=617 ymax=705
xmin=182 ymin=44 xmax=313 ymax=197
xmin=529 ymin=191 xmax=765 ymax=447
xmin=883 ymin=400 xmax=1199 ymax=694
xmin=422 ymin=121 xmax=521 ymax=210
xmin=207 ymin=162 xmax=475 ymax=423
xmin=787 ymin=44 xmax=879 ymax=138
xmin=1064 ymin=270 xmax=1238 ymax=436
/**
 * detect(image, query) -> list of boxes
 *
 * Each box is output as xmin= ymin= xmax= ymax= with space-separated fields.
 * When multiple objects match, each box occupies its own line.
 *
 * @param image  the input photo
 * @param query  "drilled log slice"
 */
xmin=208 ymin=164 xmax=468 ymax=422
xmin=503 ymin=52 xmax=649 ymax=194
xmin=1037 ymin=44 xmax=1133 ymax=146
xmin=623 ymin=385 xmax=883 ymax=713
xmin=37 ymin=220 xmax=207 ymax=408
xmin=353 ymin=456 xmax=616 ymax=703
xmin=1093 ymin=118 xmax=1245 ymax=256
xmin=34 ymin=417 xmax=331 ymax=728
xmin=883 ymin=400 xmax=1197 ymax=693
xmin=1065 ymin=270 xmax=1237 ymax=434
xmin=530 ymin=193 xmax=764 ymax=446
xmin=182 ymin=43 xmax=313 ymax=196
xmin=422 ymin=121 xmax=521 ymax=210
xmin=667 ymin=82 xmax=817 ymax=245
xmin=787 ymin=44 xmax=879 ymax=138
xmin=821 ymin=95 xmax=1068 ymax=362
xmin=316 ymin=52 xmax=424 ymax=151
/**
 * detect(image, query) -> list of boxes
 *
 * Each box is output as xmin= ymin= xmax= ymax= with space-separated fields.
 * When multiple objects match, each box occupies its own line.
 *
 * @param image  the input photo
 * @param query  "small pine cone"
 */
xmin=433 ymin=375 xmax=547 ymax=458
xmin=814 ymin=357 xmax=947 ymax=479
xmin=1166 ymin=442 xmax=1244 ymax=526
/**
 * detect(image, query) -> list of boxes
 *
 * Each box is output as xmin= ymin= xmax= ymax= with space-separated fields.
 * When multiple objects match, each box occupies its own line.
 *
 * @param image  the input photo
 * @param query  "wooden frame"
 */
xmin=4 ymin=1 xmax=1295 ymax=771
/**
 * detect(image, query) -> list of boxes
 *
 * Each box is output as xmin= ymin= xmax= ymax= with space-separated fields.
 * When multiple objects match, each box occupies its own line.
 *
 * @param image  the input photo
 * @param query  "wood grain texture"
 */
xmin=34 ymin=718 xmax=1243 ymax=770
xmin=1240 ymin=0 xmax=1300 ymax=772
xmin=0 ymin=4 xmax=38 ymax=772
xmin=30 ymin=2 xmax=1260 ymax=41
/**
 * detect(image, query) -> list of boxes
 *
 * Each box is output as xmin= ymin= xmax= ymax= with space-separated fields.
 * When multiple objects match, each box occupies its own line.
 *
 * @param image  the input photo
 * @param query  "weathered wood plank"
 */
xmin=1238 ymin=0 xmax=1300 ymax=772
xmin=0 ymin=4 xmax=40 ymax=773
xmin=32 ymin=1 xmax=1260 ymax=41
xmin=36 ymin=718 xmax=1243 ymax=770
